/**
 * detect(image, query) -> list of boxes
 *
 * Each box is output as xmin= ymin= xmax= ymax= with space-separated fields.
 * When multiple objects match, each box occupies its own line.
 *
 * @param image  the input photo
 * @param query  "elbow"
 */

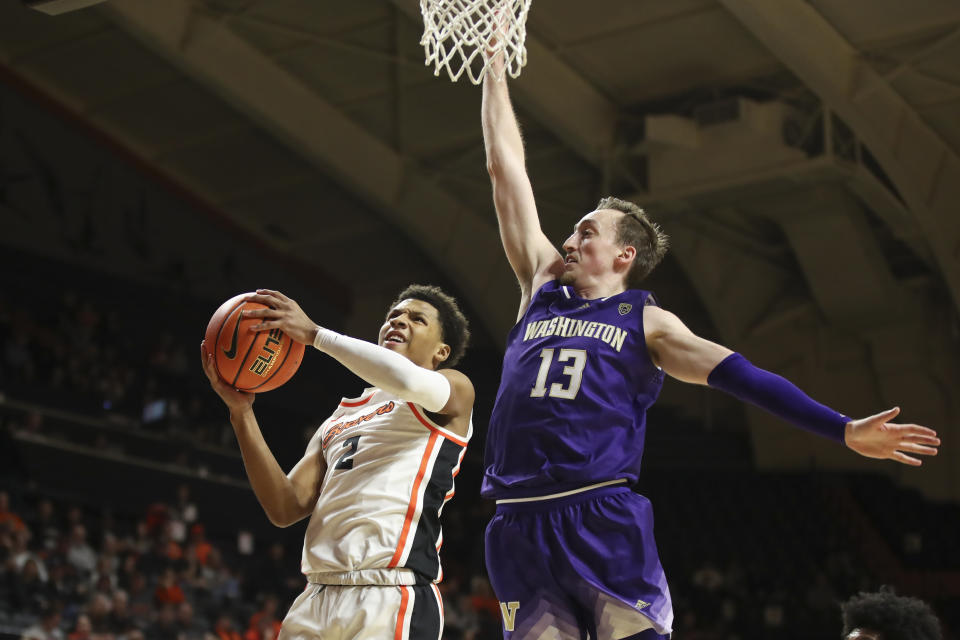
xmin=267 ymin=513 xmax=299 ymax=529
xmin=485 ymin=155 xmax=502 ymax=179
xmin=265 ymin=510 xmax=293 ymax=528
xmin=264 ymin=504 xmax=305 ymax=529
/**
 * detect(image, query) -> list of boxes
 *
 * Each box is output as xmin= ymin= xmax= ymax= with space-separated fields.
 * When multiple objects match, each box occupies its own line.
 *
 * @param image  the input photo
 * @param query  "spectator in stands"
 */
xmin=11 ymin=528 xmax=48 ymax=582
xmin=107 ymin=589 xmax=133 ymax=635
xmin=245 ymin=595 xmax=281 ymax=640
xmin=840 ymin=587 xmax=942 ymax=640
xmin=27 ymin=499 xmax=62 ymax=552
xmin=20 ymin=604 xmax=64 ymax=640
xmin=66 ymin=525 xmax=98 ymax=577
xmin=68 ymin=614 xmax=92 ymax=640
xmin=184 ymin=524 xmax=212 ymax=567
xmin=152 ymin=567 xmax=185 ymax=607
xmin=87 ymin=592 xmax=113 ymax=635
xmin=174 ymin=602 xmax=204 ymax=640
xmin=0 ymin=491 xmax=26 ymax=532
xmin=212 ymin=614 xmax=242 ymax=640
xmin=147 ymin=604 xmax=178 ymax=640
xmin=126 ymin=572 xmax=152 ymax=620
xmin=9 ymin=556 xmax=53 ymax=614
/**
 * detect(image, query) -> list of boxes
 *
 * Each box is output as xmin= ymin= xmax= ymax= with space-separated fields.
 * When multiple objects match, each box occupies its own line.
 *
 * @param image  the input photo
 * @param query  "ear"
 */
xmin=433 ymin=342 xmax=451 ymax=368
xmin=616 ymin=245 xmax=637 ymax=266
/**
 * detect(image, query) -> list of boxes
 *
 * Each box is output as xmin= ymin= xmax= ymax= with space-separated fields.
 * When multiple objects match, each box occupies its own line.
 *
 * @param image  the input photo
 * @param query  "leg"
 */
xmin=485 ymin=511 xmax=582 ymax=640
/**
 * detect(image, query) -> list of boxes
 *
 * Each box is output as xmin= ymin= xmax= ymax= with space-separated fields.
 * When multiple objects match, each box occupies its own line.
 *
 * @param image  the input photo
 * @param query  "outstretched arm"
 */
xmin=201 ymin=343 xmax=324 ymax=527
xmin=482 ymin=58 xmax=563 ymax=317
xmin=644 ymin=306 xmax=940 ymax=466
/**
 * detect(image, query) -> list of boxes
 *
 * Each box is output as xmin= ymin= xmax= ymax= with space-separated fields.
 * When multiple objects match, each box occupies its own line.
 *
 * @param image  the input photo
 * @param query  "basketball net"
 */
xmin=419 ymin=0 xmax=533 ymax=84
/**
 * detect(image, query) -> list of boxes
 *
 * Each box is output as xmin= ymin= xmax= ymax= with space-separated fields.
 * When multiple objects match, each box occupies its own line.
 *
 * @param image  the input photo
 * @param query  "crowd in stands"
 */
xmin=0 ymin=485 xmax=507 ymax=640
xmin=1 ymin=254 xmax=957 ymax=640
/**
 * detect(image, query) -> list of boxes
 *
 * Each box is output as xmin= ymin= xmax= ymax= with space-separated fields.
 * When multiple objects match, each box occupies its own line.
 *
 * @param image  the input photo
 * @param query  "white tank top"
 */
xmin=300 ymin=387 xmax=471 ymax=585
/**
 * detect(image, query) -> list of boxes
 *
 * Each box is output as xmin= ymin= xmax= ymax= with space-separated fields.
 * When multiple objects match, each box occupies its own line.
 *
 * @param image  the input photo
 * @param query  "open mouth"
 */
xmin=385 ymin=331 xmax=406 ymax=344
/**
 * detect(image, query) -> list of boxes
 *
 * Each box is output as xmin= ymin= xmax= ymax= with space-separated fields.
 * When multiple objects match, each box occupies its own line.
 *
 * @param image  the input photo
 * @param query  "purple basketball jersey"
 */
xmin=482 ymin=280 xmax=664 ymax=500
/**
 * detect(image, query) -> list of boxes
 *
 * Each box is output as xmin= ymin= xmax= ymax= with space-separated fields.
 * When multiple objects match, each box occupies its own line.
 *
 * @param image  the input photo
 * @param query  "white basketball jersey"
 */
xmin=301 ymin=387 xmax=471 ymax=585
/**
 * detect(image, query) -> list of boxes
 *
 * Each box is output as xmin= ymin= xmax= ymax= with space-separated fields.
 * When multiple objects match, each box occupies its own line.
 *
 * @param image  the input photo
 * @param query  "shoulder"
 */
xmin=642 ymin=304 xmax=683 ymax=336
xmin=517 ymin=276 xmax=560 ymax=320
xmin=438 ymin=368 xmax=475 ymax=411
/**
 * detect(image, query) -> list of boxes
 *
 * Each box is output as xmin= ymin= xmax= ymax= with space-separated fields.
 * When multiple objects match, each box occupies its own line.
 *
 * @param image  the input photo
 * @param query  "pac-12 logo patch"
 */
xmin=618 ymin=303 xmax=633 ymax=316
xmin=634 ymin=599 xmax=650 ymax=610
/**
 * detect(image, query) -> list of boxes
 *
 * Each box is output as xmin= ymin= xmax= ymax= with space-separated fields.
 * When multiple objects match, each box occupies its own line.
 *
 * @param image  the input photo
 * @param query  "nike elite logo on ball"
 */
xmin=223 ymin=314 xmax=242 ymax=359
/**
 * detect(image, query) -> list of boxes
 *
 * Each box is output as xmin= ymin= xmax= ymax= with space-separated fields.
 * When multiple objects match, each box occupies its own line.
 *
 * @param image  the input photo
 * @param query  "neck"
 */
xmin=572 ymin=279 xmax=627 ymax=300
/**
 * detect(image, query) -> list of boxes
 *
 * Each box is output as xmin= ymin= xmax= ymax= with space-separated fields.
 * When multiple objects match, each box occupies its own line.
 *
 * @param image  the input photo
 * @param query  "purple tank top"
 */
xmin=481 ymin=280 xmax=664 ymax=500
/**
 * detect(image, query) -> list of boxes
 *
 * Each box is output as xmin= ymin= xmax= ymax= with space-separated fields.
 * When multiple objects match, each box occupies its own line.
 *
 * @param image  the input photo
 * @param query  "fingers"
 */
xmin=898 ymin=442 xmax=938 ymax=456
xmin=242 ymin=307 xmax=281 ymax=319
xmin=903 ymin=433 xmax=940 ymax=446
xmin=249 ymin=320 xmax=280 ymax=332
xmin=889 ymin=424 xmax=940 ymax=444
xmin=242 ymin=294 xmax=282 ymax=308
xmin=902 ymin=424 xmax=939 ymax=438
xmin=199 ymin=342 xmax=218 ymax=382
xmin=256 ymin=288 xmax=290 ymax=303
xmin=874 ymin=406 xmax=900 ymax=422
xmin=890 ymin=450 xmax=922 ymax=466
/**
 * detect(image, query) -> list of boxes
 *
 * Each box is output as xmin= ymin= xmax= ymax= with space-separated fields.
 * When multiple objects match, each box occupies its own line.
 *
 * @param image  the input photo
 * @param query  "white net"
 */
xmin=419 ymin=0 xmax=533 ymax=84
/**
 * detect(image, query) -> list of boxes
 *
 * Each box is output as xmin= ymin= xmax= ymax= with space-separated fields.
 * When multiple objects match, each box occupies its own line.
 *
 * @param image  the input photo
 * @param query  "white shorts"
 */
xmin=279 ymin=583 xmax=443 ymax=640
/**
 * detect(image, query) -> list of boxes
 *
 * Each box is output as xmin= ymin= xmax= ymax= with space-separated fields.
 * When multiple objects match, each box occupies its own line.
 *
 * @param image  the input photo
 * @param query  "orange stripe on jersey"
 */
xmin=388 ymin=432 xmax=439 ymax=568
xmin=394 ymin=585 xmax=411 ymax=640
xmin=407 ymin=403 xmax=469 ymax=447
xmin=431 ymin=583 xmax=444 ymax=625
xmin=340 ymin=394 xmax=373 ymax=407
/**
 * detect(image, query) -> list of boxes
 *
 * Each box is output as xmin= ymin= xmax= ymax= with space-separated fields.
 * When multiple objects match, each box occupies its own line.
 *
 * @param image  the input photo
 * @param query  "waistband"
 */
xmin=495 ymin=479 xmax=630 ymax=513
xmin=306 ymin=568 xmax=419 ymax=586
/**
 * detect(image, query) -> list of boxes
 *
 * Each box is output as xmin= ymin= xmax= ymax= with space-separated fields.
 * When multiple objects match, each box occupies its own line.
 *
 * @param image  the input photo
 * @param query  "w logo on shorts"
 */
xmin=499 ymin=601 xmax=520 ymax=631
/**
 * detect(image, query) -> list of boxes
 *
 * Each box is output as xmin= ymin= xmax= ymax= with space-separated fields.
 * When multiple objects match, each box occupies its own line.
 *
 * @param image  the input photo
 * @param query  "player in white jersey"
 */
xmin=201 ymin=285 xmax=475 ymax=640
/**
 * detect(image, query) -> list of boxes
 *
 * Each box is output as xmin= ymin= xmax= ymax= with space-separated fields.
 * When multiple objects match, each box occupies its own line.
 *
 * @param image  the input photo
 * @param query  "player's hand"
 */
xmin=200 ymin=341 xmax=254 ymax=415
xmin=484 ymin=9 xmax=507 ymax=69
xmin=844 ymin=407 xmax=940 ymax=466
xmin=242 ymin=289 xmax=318 ymax=345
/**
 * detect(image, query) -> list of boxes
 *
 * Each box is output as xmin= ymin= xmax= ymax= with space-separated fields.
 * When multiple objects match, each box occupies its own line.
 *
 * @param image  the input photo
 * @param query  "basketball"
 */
xmin=204 ymin=293 xmax=305 ymax=392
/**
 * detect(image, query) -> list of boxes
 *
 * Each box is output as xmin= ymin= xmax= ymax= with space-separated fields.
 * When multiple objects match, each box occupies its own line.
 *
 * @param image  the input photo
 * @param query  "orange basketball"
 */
xmin=204 ymin=293 xmax=305 ymax=392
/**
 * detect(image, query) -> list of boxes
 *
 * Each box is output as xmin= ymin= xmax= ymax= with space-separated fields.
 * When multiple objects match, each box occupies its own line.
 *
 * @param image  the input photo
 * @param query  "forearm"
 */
xmin=313 ymin=328 xmax=450 ymax=411
xmin=482 ymin=74 xmax=526 ymax=173
xmin=707 ymin=353 xmax=850 ymax=444
xmin=230 ymin=409 xmax=307 ymax=527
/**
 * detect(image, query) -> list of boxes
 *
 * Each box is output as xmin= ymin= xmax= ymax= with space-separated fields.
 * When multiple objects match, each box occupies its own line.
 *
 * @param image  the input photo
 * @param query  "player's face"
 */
xmin=560 ymin=209 xmax=625 ymax=287
xmin=378 ymin=298 xmax=449 ymax=369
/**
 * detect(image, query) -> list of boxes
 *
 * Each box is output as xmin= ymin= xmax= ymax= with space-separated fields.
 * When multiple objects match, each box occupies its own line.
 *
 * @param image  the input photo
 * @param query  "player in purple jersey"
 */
xmin=479 ymin=52 xmax=941 ymax=640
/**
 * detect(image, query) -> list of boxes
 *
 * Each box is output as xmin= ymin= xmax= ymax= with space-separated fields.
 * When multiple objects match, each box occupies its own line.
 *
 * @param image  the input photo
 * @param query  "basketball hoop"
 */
xmin=419 ymin=0 xmax=533 ymax=84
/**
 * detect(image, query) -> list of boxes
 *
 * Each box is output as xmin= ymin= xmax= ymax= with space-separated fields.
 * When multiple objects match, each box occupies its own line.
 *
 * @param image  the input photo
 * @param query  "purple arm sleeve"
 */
xmin=707 ymin=353 xmax=850 ymax=445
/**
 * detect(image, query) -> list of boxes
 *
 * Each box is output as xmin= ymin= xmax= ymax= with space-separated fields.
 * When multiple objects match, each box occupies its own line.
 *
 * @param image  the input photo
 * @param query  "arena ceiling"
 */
xmin=2 ymin=0 xmax=960 ymax=493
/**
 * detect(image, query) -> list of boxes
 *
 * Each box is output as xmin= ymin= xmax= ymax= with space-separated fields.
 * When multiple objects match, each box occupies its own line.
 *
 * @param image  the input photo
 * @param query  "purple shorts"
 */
xmin=484 ymin=484 xmax=672 ymax=639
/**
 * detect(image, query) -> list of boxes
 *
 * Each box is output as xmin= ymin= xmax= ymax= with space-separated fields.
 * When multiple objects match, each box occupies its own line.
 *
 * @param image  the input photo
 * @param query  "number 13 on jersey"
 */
xmin=530 ymin=348 xmax=587 ymax=400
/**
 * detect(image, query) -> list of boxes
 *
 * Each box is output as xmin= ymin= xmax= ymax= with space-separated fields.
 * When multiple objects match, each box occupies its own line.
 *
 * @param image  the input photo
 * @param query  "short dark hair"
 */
xmin=841 ymin=587 xmax=941 ymax=640
xmin=390 ymin=284 xmax=470 ymax=369
xmin=596 ymin=196 xmax=669 ymax=287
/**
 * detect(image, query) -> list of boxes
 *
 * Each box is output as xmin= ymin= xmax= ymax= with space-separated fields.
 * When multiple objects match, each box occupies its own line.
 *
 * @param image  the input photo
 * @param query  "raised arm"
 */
xmin=201 ymin=343 xmax=323 ymax=527
xmin=242 ymin=290 xmax=474 ymax=437
xmin=644 ymin=306 xmax=940 ymax=466
xmin=482 ymin=65 xmax=563 ymax=316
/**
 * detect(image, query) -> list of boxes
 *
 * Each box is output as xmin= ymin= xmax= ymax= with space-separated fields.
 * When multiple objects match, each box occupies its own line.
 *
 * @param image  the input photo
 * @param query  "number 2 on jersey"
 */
xmin=530 ymin=348 xmax=587 ymax=399
xmin=334 ymin=435 xmax=361 ymax=470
